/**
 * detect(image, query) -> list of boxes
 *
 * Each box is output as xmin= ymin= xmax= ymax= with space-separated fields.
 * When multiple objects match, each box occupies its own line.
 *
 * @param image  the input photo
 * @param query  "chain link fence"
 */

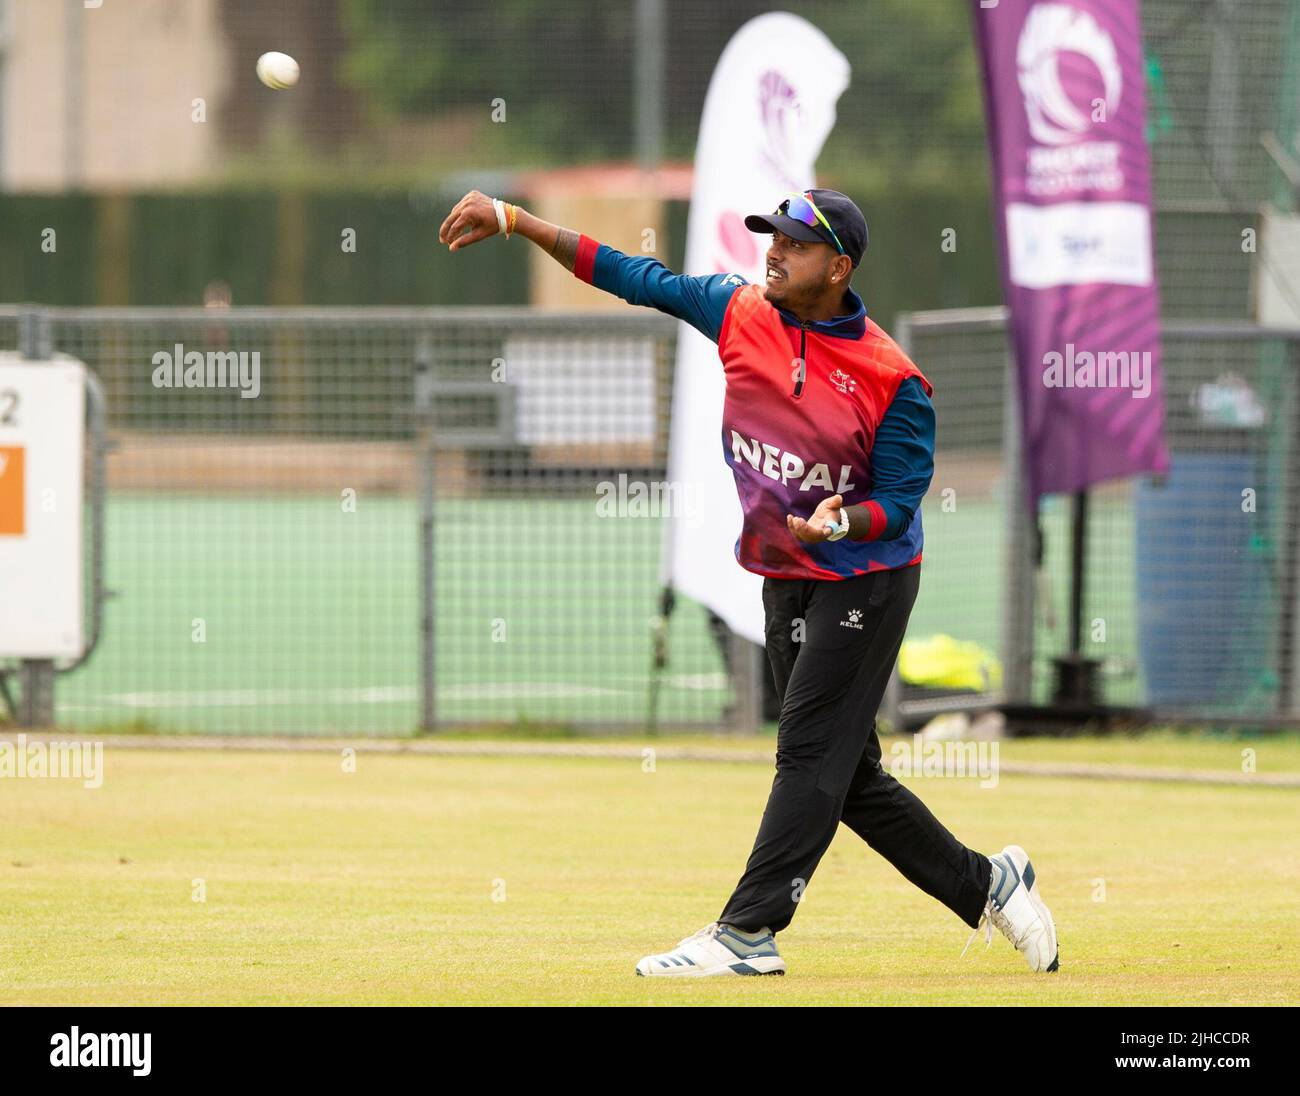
xmin=0 ymin=305 xmax=749 ymax=735
xmin=895 ymin=307 xmax=1300 ymax=726
xmin=5 ymin=303 xmax=1299 ymax=732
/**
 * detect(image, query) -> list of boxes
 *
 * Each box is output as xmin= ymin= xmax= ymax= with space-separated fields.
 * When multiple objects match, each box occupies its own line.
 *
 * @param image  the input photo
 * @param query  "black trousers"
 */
xmin=717 ymin=563 xmax=992 ymax=935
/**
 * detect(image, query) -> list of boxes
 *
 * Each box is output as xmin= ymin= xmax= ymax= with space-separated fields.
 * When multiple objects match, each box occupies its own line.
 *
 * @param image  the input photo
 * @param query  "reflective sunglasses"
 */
xmin=777 ymin=192 xmax=846 ymax=256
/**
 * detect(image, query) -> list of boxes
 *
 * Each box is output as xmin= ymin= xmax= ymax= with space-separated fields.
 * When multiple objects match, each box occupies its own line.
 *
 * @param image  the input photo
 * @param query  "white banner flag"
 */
xmin=662 ymin=12 xmax=850 ymax=644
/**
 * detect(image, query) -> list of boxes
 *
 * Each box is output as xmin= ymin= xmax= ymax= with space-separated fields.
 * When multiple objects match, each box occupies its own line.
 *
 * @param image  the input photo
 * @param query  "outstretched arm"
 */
xmin=439 ymin=190 xmax=746 ymax=343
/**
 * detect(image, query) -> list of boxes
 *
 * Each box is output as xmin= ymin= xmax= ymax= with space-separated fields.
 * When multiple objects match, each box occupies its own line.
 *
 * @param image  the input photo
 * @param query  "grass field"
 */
xmin=2 ymin=735 xmax=1297 ymax=1005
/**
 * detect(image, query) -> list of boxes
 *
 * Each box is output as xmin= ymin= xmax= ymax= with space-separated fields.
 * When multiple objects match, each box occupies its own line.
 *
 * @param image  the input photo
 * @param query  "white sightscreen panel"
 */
xmin=0 ymin=356 xmax=85 ymax=658
xmin=503 ymin=336 xmax=655 ymax=445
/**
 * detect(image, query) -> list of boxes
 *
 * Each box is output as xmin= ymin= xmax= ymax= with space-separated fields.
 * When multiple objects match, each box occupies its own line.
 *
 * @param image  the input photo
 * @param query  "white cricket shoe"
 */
xmin=962 ymin=844 xmax=1059 ymax=972
xmin=635 ymin=921 xmax=786 ymax=977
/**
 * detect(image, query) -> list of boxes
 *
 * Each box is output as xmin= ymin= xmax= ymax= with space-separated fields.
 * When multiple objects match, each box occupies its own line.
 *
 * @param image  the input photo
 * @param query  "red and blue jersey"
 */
xmin=573 ymin=234 xmax=935 ymax=581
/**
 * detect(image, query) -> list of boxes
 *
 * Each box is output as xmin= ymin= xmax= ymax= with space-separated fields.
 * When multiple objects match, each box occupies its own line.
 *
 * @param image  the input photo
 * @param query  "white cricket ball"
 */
xmin=256 ymin=51 xmax=299 ymax=90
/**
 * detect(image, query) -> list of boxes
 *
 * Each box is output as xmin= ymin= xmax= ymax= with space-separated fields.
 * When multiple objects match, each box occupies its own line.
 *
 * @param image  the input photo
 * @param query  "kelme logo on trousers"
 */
xmin=840 ymin=609 xmax=864 ymax=630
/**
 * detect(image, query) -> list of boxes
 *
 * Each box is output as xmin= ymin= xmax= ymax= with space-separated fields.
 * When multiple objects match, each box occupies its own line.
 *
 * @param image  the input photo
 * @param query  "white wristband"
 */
xmin=826 ymin=508 xmax=850 ymax=541
xmin=492 ymin=198 xmax=508 ymax=235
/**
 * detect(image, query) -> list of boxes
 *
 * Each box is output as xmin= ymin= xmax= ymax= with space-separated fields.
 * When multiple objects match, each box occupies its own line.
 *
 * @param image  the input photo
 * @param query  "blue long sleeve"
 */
xmin=863 ymin=376 xmax=935 ymax=540
xmin=585 ymin=243 xmax=746 ymax=344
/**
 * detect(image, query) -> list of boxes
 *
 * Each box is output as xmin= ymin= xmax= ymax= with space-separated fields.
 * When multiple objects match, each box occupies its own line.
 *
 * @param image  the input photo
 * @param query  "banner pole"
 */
xmin=1051 ymin=489 xmax=1099 ymax=708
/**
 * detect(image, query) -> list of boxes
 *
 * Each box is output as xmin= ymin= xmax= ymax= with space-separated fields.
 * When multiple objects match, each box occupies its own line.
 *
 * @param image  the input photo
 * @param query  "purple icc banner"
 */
xmin=971 ymin=0 xmax=1168 ymax=505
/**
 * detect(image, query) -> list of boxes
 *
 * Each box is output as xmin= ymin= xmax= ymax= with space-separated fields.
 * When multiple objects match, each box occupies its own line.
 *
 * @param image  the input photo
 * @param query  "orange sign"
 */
xmin=0 ymin=446 xmax=24 ymax=535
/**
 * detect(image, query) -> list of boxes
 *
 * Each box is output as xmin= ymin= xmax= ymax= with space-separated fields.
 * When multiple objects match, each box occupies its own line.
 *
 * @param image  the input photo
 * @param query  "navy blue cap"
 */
xmin=744 ymin=189 xmax=869 ymax=268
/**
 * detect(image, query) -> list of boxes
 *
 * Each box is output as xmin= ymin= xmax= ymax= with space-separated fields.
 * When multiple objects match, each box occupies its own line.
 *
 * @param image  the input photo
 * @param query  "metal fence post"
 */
xmin=55 ymin=367 xmax=111 ymax=675
xmin=1001 ymin=332 xmax=1036 ymax=705
xmin=726 ymin=631 xmax=763 ymax=734
xmin=882 ymin=314 xmax=914 ymax=731
xmin=1277 ymin=338 xmax=1300 ymax=715
xmin=16 ymin=307 xmax=56 ymax=727
xmin=414 ymin=332 xmax=437 ymax=733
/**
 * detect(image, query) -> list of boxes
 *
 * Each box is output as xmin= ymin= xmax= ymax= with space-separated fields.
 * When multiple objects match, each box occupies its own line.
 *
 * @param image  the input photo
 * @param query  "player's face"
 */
xmin=763 ymin=229 xmax=837 ymax=307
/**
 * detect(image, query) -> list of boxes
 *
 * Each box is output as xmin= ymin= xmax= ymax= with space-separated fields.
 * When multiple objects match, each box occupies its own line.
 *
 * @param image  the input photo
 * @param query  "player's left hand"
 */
xmin=787 ymin=494 xmax=843 ymax=543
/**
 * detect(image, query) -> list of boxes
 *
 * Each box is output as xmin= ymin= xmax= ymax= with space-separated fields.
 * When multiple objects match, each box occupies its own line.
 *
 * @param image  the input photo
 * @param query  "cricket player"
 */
xmin=439 ymin=188 xmax=1058 ymax=978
